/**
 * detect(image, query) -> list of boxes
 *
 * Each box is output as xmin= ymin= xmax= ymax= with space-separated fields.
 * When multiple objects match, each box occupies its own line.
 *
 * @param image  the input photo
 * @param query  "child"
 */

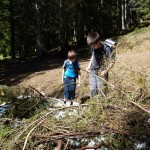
xmin=62 ymin=50 xmax=81 ymax=105
xmin=86 ymin=32 xmax=115 ymax=97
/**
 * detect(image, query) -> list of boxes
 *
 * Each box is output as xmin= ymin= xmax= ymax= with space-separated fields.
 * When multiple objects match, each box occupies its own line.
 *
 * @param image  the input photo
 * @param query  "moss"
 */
xmin=0 ymin=126 xmax=12 ymax=138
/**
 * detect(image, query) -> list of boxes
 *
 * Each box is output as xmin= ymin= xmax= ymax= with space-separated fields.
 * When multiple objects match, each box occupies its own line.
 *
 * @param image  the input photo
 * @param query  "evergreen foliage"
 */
xmin=0 ymin=0 xmax=149 ymax=58
xmin=137 ymin=0 xmax=150 ymax=19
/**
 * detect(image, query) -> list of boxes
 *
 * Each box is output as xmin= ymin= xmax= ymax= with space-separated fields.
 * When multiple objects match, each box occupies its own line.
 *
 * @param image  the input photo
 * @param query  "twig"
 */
xmin=64 ymin=140 xmax=69 ymax=150
xmin=128 ymin=100 xmax=150 ymax=114
xmin=28 ymin=84 xmax=67 ymax=106
xmin=28 ymin=85 xmax=46 ymax=98
xmin=42 ymin=125 xmax=52 ymax=131
xmin=29 ymin=85 xmax=67 ymax=107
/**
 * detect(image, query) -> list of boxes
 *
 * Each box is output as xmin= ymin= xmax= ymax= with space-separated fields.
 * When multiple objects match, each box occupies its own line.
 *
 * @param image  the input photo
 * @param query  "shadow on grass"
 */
xmin=0 ymin=46 xmax=91 ymax=87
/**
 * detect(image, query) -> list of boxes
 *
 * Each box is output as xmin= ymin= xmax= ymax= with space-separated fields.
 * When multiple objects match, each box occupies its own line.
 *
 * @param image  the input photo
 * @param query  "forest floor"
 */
xmin=0 ymin=26 xmax=150 ymax=100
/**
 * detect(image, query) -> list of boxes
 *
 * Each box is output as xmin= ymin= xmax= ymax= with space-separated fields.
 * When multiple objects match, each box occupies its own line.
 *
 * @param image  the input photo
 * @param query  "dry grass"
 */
xmin=110 ymin=26 xmax=150 ymax=95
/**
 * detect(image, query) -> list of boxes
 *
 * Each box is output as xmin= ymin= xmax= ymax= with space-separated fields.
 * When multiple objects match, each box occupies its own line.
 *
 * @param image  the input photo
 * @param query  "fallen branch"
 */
xmin=128 ymin=100 xmax=150 ymax=114
xmin=28 ymin=85 xmax=46 ymax=98
xmin=28 ymin=84 xmax=68 ymax=106
xmin=64 ymin=140 xmax=69 ymax=150
xmin=33 ymin=127 xmax=150 ymax=140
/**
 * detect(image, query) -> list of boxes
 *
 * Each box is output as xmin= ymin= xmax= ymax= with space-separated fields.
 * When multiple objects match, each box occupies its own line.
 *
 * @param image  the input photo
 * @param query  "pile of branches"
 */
xmin=0 ymin=83 xmax=149 ymax=149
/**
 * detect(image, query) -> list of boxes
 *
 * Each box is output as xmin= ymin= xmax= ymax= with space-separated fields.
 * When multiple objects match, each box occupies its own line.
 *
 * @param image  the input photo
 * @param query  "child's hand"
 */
xmin=77 ymin=83 xmax=80 ymax=87
xmin=101 ymin=70 xmax=107 ymax=78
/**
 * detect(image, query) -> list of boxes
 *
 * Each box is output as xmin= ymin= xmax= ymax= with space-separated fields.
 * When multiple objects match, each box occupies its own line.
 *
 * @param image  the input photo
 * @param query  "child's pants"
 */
xmin=64 ymin=78 xmax=76 ymax=100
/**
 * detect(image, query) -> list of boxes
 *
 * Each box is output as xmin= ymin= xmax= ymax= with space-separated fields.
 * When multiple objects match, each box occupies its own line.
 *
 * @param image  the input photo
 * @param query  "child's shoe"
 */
xmin=70 ymin=101 xmax=73 ymax=106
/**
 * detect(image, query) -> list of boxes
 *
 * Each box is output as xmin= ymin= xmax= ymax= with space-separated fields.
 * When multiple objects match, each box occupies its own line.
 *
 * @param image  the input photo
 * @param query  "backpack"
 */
xmin=64 ymin=60 xmax=79 ymax=78
xmin=103 ymin=39 xmax=117 ymax=51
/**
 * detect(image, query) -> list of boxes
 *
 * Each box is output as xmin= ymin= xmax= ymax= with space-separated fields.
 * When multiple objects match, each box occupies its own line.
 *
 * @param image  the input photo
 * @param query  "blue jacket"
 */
xmin=63 ymin=59 xmax=80 ymax=78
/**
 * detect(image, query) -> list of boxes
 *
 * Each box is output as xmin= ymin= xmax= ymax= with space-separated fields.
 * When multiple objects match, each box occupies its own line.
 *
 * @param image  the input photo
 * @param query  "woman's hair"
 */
xmin=68 ymin=50 xmax=76 ymax=60
xmin=87 ymin=32 xmax=100 ymax=46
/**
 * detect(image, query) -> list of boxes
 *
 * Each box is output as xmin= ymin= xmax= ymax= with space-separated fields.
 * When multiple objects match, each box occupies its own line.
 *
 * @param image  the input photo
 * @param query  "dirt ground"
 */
xmin=0 ymin=52 xmax=90 ymax=98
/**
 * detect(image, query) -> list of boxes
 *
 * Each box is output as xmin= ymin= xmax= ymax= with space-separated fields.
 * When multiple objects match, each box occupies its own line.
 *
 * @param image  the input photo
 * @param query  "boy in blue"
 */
xmin=62 ymin=50 xmax=81 ymax=105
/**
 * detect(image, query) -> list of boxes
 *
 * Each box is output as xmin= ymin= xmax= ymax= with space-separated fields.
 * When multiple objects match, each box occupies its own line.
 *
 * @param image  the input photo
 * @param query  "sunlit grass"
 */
xmin=0 ymin=54 xmax=11 ymax=60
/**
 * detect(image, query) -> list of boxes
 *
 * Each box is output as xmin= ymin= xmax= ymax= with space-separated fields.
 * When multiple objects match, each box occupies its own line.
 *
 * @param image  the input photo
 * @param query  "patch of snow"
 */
xmin=0 ymin=107 xmax=6 ymax=113
xmin=53 ymin=100 xmax=80 ymax=107
xmin=17 ymin=95 xmax=31 ymax=99
xmin=134 ymin=141 xmax=146 ymax=150
xmin=40 ymin=91 xmax=46 ymax=96
xmin=88 ymin=140 xmax=95 ymax=146
xmin=55 ymin=111 xmax=65 ymax=119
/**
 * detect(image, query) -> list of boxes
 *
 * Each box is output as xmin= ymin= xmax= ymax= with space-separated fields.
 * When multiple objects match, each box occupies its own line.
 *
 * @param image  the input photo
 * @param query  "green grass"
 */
xmin=0 ymin=126 xmax=12 ymax=138
xmin=130 ymin=25 xmax=150 ymax=35
xmin=0 ymin=54 xmax=11 ymax=60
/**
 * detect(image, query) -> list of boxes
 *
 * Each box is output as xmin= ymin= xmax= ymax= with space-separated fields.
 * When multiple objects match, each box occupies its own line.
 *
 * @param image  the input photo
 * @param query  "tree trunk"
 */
xmin=10 ymin=0 xmax=16 ymax=59
xmin=117 ymin=0 xmax=122 ymax=33
xmin=35 ymin=0 xmax=43 ymax=58
xmin=125 ymin=0 xmax=130 ymax=29
xmin=77 ymin=2 xmax=86 ymax=46
xmin=122 ymin=0 xmax=125 ymax=30
xmin=59 ymin=0 xmax=67 ymax=52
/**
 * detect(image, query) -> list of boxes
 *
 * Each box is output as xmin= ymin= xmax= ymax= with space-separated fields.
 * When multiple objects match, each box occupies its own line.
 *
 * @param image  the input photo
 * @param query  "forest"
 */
xmin=0 ymin=0 xmax=150 ymax=59
xmin=0 ymin=0 xmax=150 ymax=150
